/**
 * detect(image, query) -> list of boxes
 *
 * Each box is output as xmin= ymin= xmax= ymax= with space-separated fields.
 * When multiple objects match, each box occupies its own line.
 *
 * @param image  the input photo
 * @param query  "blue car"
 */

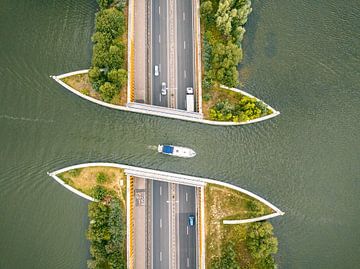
xmin=188 ymin=215 xmax=195 ymax=226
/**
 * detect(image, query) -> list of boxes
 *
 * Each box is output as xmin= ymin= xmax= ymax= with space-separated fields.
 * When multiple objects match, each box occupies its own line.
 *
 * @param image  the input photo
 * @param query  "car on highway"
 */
xmin=188 ymin=215 xmax=195 ymax=226
xmin=161 ymin=82 xmax=167 ymax=95
xmin=154 ymin=65 xmax=159 ymax=76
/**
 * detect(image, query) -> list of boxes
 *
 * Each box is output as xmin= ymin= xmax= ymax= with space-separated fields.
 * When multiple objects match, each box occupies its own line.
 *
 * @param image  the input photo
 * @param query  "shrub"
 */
xmin=91 ymin=185 xmax=109 ymax=200
xmin=99 ymin=82 xmax=118 ymax=102
xmin=96 ymin=172 xmax=108 ymax=184
xmin=68 ymin=168 xmax=82 ymax=177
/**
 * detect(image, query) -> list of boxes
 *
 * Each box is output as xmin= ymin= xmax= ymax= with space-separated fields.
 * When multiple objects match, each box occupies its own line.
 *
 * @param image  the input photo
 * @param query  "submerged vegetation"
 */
xmin=205 ymin=184 xmax=278 ymax=268
xmin=88 ymin=0 xmax=128 ymax=103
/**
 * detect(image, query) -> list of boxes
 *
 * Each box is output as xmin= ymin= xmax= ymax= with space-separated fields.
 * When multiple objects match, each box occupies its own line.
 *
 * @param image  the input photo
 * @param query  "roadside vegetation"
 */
xmin=58 ymin=166 xmax=127 ymax=268
xmin=200 ymin=0 xmax=272 ymax=122
xmin=61 ymin=0 xmax=128 ymax=105
xmin=205 ymin=183 xmax=278 ymax=269
xmin=203 ymin=87 xmax=272 ymax=122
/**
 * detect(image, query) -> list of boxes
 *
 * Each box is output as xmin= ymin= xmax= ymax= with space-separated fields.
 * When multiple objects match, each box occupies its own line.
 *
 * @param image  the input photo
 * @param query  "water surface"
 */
xmin=0 ymin=0 xmax=359 ymax=268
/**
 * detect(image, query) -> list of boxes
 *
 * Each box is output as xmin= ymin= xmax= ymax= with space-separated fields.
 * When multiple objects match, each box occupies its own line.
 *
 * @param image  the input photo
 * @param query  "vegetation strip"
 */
xmin=200 ymin=0 xmax=277 ymax=123
xmin=55 ymin=166 xmax=127 ymax=269
xmin=205 ymin=183 xmax=279 ymax=269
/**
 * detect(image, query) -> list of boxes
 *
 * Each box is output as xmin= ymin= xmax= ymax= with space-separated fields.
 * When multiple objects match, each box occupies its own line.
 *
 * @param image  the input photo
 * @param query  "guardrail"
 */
xmin=127 ymin=0 xmax=135 ymax=103
xmin=127 ymin=175 xmax=135 ymax=269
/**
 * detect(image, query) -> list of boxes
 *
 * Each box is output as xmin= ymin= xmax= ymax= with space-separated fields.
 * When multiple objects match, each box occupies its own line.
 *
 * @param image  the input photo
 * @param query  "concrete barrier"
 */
xmin=49 ymin=162 xmax=284 ymax=224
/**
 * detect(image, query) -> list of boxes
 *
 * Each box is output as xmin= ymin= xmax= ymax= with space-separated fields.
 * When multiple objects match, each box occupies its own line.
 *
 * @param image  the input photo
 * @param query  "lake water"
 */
xmin=0 ymin=0 xmax=359 ymax=268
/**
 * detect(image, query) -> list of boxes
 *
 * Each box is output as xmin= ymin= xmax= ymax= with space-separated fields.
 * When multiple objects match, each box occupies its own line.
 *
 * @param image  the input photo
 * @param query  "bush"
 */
xmin=68 ymin=168 xmax=82 ymax=177
xmin=91 ymin=185 xmax=109 ymax=200
xmin=209 ymin=95 xmax=270 ymax=122
xmin=99 ymin=82 xmax=118 ymax=102
xmin=96 ymin=172 xmax=108 ymax=184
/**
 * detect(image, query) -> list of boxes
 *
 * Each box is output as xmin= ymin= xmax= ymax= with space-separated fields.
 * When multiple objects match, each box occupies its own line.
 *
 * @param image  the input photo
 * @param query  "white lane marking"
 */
xmin=159 ymin=6 xmax=161 ymax=15
xmin=160 ymin=251 xmax=163 ymax=262
xmin=185 ymin=192 xmax=188 ymax=202
xmin=187 ymin=257 xmax=190 ymax=267
xmin=160 ymin=186 xmax=162 ymax=196
xmin=159 ymin=34 xmax=161 ymax=43
xmin=159 ymin=64 xmax=161 ymax=72
xmin=183 ymin=12 xmax=185 ymax=21
xmin=187 ymin=226 xmax=189 ymax=235
xmin=184 ymin=41 xmax=186 ymax=50
xmin=184 ymin=70 xmax=187 ymax=78
xmin=160 ymin=218 xmax=162 ymax=228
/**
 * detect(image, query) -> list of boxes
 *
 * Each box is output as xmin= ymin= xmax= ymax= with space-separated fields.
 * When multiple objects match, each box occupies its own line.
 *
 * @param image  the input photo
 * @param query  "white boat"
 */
xmin=158 ymin=145 xmax=196 ymax=158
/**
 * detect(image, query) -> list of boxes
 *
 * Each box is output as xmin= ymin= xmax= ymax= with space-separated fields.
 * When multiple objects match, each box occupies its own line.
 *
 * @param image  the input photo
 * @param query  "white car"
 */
xmin=154 ymin=65 xmax=159 ymax=76
xmin=161 ymin=82 xmax=167 ymax=95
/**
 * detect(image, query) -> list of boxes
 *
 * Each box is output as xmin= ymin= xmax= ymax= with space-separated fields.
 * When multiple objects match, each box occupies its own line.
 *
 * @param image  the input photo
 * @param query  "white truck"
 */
xmin=186 ymin=87 xmax=194 ymax=112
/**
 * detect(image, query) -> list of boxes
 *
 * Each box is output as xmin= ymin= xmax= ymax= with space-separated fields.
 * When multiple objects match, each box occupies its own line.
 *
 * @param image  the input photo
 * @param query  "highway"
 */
xmin=178 ymin=185 xmax=197 ymax=269
xmin=152 ymin=180 xmax=197 ymax=269
xmin=176 ymin=0 xmax=194 ymax=110
xmin=151 ymin=0 xmax=168 ymax=107
xmin=151 ymin=0 xmax=194 ymax=110
xmin=152 ymin=180 xmax=170 ymax=269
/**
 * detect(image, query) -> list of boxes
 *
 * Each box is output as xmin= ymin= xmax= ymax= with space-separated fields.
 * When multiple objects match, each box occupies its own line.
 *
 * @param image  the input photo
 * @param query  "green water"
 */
xmin=0 ymin=0 xmax=359 ymax=268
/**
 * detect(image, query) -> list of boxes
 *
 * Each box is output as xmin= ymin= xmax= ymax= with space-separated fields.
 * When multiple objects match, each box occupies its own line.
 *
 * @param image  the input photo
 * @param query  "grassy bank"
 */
xmin=61 ymin=73 xmax=127 ymax=106
xmin=205 ymin=183 xmax=278 ymax=268
xmin=58 ymin=166 xmax=127 ymax=269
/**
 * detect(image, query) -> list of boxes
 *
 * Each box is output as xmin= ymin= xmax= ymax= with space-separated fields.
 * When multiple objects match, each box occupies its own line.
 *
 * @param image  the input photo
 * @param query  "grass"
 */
xmin=205 ymin=183 xmax=274 ymax=268
xmin=58 ymin=166 xmax=127 ymax=207
xmin=61 ymin=73 xmax=127 ymax=106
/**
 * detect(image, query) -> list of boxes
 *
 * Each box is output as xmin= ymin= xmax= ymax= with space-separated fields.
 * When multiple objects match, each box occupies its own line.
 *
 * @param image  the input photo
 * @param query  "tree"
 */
xmin=108 ymin=68 xmax=127 ymax=87
xmin=95 ymin=8 xmax=125 ymax=38
xmin=88 ymin=67 xmax=101 ymax=82
xmin=246 ymin=221 xmax=278 ymax=267
xmin=211 ymin=241 xmax=240 ymax=269
xmin=97 ymin=0 xmax=113 ymax=10
xmin=99 ymin=82 xmax=118 ymax=102
xmin=200 ymin=1 xmax=213 ymax=22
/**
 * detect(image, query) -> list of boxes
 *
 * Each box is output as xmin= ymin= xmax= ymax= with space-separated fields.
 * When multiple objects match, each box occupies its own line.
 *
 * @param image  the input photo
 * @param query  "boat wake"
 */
xmin=147 ymin=145 xmax=158 ymax=151
xmin=0 ymin=114 xmax=54 ymax=123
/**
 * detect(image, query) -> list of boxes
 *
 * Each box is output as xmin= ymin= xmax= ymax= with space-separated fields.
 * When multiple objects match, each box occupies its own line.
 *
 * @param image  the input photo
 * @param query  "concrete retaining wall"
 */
xmin=49 ymin=163 xmax=284 ymax=224
xmin=52 ymin=70 xmax=280 ymax=126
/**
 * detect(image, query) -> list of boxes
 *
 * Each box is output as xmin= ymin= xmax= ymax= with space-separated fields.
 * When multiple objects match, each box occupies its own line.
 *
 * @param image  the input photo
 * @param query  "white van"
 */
xmin=154 ymin=65 xmax=159 ymax=76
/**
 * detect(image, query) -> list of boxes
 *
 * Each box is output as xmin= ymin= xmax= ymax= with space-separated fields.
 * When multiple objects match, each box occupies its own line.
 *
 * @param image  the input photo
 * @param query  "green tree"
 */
xmin=99 ymin=82 xmax=118 ymax=102
xmin=211 ymin=241 xmax=240 ymax=269
xmin=88 ymin=67 xmax=101 ymax=82
xmin=200 ymin=1 xmax=213 ymax=22
xmin=95 ymin=8 xmax=125 ymax=38
xmin=97 ymin=0 xmax=113 ymax=10
xmin=108 ymin=68 xmax=127 ymax=87
xmin=246 ymin=221 xmax=278 ymax=267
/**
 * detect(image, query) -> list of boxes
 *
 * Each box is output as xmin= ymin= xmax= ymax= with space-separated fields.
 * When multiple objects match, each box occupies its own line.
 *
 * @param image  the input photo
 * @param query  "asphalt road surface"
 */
xmin=152 ymin=0 xmax=168 ymax=107
xmin=152 ymin=181 xmax=170 ymax=269
xmin=178 ymin=185 xmax=197 ymax=269
xmin=176 ymin=0 xmax=194 ymax=110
